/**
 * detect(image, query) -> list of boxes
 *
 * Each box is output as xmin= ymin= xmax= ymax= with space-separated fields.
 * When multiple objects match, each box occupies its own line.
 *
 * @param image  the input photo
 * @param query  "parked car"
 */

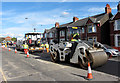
xmin=101 ymin=44 xmax=120 ymax=57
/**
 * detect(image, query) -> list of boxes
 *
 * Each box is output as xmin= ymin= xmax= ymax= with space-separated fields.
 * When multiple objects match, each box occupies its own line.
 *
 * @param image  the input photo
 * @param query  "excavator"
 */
xmin=49 ymin=27 xmax=108 ymax=69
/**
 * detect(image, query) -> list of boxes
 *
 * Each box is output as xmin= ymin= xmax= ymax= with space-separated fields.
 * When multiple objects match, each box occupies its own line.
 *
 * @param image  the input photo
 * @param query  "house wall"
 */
xmin=101 ymin=20 xmax=110 ymax=45
xmin=110 ymin=16 xmax=120 ymax=51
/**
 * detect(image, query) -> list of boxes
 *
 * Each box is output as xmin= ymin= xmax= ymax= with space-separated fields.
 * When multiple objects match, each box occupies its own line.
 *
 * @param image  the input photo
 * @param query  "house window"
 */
xmin=60 ymin=30 xmax=65 ymax=37
xmin=88 ymin=24 xmax=96 ymax=33
xmin=45 ymin=33 xmax=47 ymax=38
xmin=55 ymin=32 xmax=57 ymax=38
xmin=118 ymin=36 xmax=120 ymax=46
xmin=81 ymin=27 xmax=84 ymax=33
xmin=114 ymin=19 xmax=120 ymax=30
xmin=49 ymin=33 xmax=52 ymax=38
xmin=115 ymin=34 xmax=120 ymax=47
xmin=88 ymin=37 xmax=97 ymax=42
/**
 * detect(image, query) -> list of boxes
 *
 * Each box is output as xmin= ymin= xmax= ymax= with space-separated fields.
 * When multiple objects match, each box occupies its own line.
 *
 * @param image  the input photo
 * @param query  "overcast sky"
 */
xmin=1 ymin=2 xmax=119 ymax=38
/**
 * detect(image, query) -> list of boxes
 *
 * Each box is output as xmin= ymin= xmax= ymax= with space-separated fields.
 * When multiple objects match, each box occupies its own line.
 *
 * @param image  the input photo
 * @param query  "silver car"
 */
xmin=101 ymin=44 xmax=120 ymax=57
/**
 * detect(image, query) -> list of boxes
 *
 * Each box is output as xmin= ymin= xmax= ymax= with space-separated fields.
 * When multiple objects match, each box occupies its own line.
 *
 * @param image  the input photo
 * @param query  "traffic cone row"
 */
xmin=1 ymin=46 xmax=31 ymax=58
xmin=87 ymin=62 xmax=93 ymax=80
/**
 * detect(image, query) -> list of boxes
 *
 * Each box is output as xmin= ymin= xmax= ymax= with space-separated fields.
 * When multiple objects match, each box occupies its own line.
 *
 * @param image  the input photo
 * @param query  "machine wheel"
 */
xmin=50 ymin=51 xmax=59 ymax=63
xmin=78 ymin=57 xmax=88 ymax=69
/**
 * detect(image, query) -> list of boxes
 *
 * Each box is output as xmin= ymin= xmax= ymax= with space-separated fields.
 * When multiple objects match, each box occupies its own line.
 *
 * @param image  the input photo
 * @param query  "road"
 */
xmin=0 ymin=47 xmax=120 ymax=82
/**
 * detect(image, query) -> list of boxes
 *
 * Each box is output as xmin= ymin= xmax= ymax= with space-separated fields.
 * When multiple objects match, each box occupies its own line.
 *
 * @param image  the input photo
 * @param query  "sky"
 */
xmin=1 ymin=2 xmax=119 ymax=38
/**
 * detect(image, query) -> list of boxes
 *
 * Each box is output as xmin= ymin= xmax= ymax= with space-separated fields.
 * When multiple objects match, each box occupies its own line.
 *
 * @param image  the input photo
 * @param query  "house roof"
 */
xmin=110 ymin=11 xmax=120 ymax=20
xmin=46 ymin=12 xmax=112 ymax=33
xmin=68 ymin=13 xmax=112 ymax=27
xmin=59 ymin=22 xmax=73 ymax=27
xmin=68 ymin=17 xmax=88 ymax=27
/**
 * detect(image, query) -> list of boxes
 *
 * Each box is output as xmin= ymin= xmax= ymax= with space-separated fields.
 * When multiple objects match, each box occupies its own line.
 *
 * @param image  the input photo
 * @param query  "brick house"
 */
xmin=43 ymin=17 xmax=79 ymax=43
xmin=69 ymin=4 xmax=113 ymax=45
xmin=43 ymin=26 xmax=57 ymax=44
xmin=43 ymin=4 xmax=113 ymax=46
xmin=109 ymin=2 xmax=120 ymax=51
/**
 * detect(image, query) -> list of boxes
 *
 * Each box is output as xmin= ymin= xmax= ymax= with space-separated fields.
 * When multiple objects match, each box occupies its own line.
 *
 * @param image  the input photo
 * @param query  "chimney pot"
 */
xmin=105 ymin=4 xmax=111 ymax=14
xmin=73 ymin=17 xmax=79 ymax=22
xmin=55 ymin=22 xmax=59 ymax=27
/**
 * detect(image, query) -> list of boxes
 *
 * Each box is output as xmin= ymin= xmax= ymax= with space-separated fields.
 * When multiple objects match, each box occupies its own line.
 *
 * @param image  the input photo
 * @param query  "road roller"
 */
xmin=49 ymin=27 xmax=108 ymax=69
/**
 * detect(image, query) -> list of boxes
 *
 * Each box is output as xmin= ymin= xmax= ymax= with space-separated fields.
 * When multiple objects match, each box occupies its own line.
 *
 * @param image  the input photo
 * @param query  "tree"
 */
xmin=11 ymin=37 xmax=17 ymax=42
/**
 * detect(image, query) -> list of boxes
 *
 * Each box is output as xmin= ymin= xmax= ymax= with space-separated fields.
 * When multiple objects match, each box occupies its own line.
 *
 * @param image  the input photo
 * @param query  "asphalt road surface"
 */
xmin=0 ymin=47 xmax=120 ymax=82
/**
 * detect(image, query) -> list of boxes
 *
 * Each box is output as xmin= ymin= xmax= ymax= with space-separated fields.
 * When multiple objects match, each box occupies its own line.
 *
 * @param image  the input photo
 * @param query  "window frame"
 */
xmin=88 ymin=36 xmax=97 ymax=42
xmin=81 ymin=27 xmax=84 ymax=33
xmin=114 ymin=19 xmax=120 ymax=31
xmin=115 ymin=34 xmax=120 ymax=47
xmin=88 ymin=24 xmax=96 ymax=33
xmin=49 ymin=32 xmax=53 ymax=38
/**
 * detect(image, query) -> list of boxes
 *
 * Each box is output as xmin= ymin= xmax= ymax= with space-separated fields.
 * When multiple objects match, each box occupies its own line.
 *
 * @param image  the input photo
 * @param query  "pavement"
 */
xmin=0 ymin=46 xmax=120 ymax=82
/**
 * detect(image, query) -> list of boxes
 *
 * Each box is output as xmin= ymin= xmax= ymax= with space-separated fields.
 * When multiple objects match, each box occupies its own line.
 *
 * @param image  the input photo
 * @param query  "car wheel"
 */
xmin=106 ymin=52 xmax=112 ymax=58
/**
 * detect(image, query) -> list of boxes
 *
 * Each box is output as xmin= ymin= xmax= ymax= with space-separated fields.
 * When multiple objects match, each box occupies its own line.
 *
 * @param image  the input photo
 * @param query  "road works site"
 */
xmin=0 ymin=46 xmax=119 ymax=82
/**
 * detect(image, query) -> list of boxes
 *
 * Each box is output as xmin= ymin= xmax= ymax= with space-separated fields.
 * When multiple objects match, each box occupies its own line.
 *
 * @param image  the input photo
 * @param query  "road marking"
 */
xmin=0 ymin=68 xmax=7 ymax=83
xmin=36 ymin=59 xmax=68 ymax=68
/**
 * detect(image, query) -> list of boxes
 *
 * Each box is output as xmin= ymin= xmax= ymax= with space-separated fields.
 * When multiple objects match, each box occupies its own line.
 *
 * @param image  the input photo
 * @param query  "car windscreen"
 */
xmin=103 ymin=44 xmax=113 ymax=49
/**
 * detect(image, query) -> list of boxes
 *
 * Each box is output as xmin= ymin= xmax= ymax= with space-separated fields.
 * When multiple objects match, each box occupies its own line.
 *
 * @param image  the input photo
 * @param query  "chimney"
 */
xmin=55 ymin=22 xmax=59 ymax=27
xmin=105 ymin=4 xmax=111 ymax=14
xmin=117 ymin=1 xmax=120 ymax=11
xmin=73 ymin=17 xmax=79 ymax=22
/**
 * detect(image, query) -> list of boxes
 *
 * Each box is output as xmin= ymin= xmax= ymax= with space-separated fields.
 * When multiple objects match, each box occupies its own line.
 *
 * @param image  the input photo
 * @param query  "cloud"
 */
xmin=111 ymin=6 xmax=117 ymax=10
xmin=2 ymin=10 xmax=16 ymax=16
xmin=61 ymin=0 xmax=67 ymax=2
xmin=0 ymin=12 xmax=2 ymax=15
xmin=2 ymin=8 xmax=73 ymax=27
xmin=88 ymin=7 xmax=104 ymax=13
xmin=62 ymin=11 xmax=69 ymax=15
xmin=87 ymin=5 xmax=117 ymax=14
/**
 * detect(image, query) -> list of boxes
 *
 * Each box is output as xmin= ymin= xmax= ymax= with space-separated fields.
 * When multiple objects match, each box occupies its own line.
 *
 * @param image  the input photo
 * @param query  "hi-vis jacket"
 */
xmin=45 ymin=43 xmax=49 ymax=48
xmin=23 ymin=44 xmax=28 ymax=49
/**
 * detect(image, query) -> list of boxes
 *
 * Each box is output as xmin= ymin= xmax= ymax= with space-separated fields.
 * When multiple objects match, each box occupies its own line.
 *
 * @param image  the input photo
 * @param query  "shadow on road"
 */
xmin=71 ymin=73 xmax=86 ymax=79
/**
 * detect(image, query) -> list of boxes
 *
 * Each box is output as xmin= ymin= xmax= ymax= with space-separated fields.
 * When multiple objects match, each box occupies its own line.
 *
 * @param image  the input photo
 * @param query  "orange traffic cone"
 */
xmin=87 ymin=62 xmax=93 ymax=80
xmin=9 ymin=48 xmax=11 ymax=51
xmin=2 ymin=45 xmax=4 ymax=49
xmin=27 ymin=52 xmax=29 ymax=58
xmin=15 ymin=48 xmax=17 ymax=53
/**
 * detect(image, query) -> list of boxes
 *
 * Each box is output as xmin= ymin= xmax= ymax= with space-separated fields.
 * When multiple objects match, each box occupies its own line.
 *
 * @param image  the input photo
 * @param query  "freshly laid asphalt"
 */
xmin=0 ymin=47 xmax=119 ymax=82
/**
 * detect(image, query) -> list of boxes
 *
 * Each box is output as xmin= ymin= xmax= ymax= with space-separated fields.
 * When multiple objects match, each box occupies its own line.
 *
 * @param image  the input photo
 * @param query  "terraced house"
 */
xmin=110 ymin=2 xmax=120 ymax=51
xmin=43 ymin=3 xmax=120 ymax=51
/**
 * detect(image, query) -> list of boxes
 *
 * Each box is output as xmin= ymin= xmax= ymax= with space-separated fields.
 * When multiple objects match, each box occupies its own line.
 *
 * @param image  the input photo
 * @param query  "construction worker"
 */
xmin=5 ymin=43 xmax=7 ymax=48
xmin=41 ymin=43 xmax=45 ymax=52
xmin=23 ymin=42 xmax=29 ymax=54
xmin=70 ymin=32 xmax=80 ymax=58
xmin=71 ymin=33 xmax=80 ymax=41
xmin=45 ymin=42 xmax=49 ymax=53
